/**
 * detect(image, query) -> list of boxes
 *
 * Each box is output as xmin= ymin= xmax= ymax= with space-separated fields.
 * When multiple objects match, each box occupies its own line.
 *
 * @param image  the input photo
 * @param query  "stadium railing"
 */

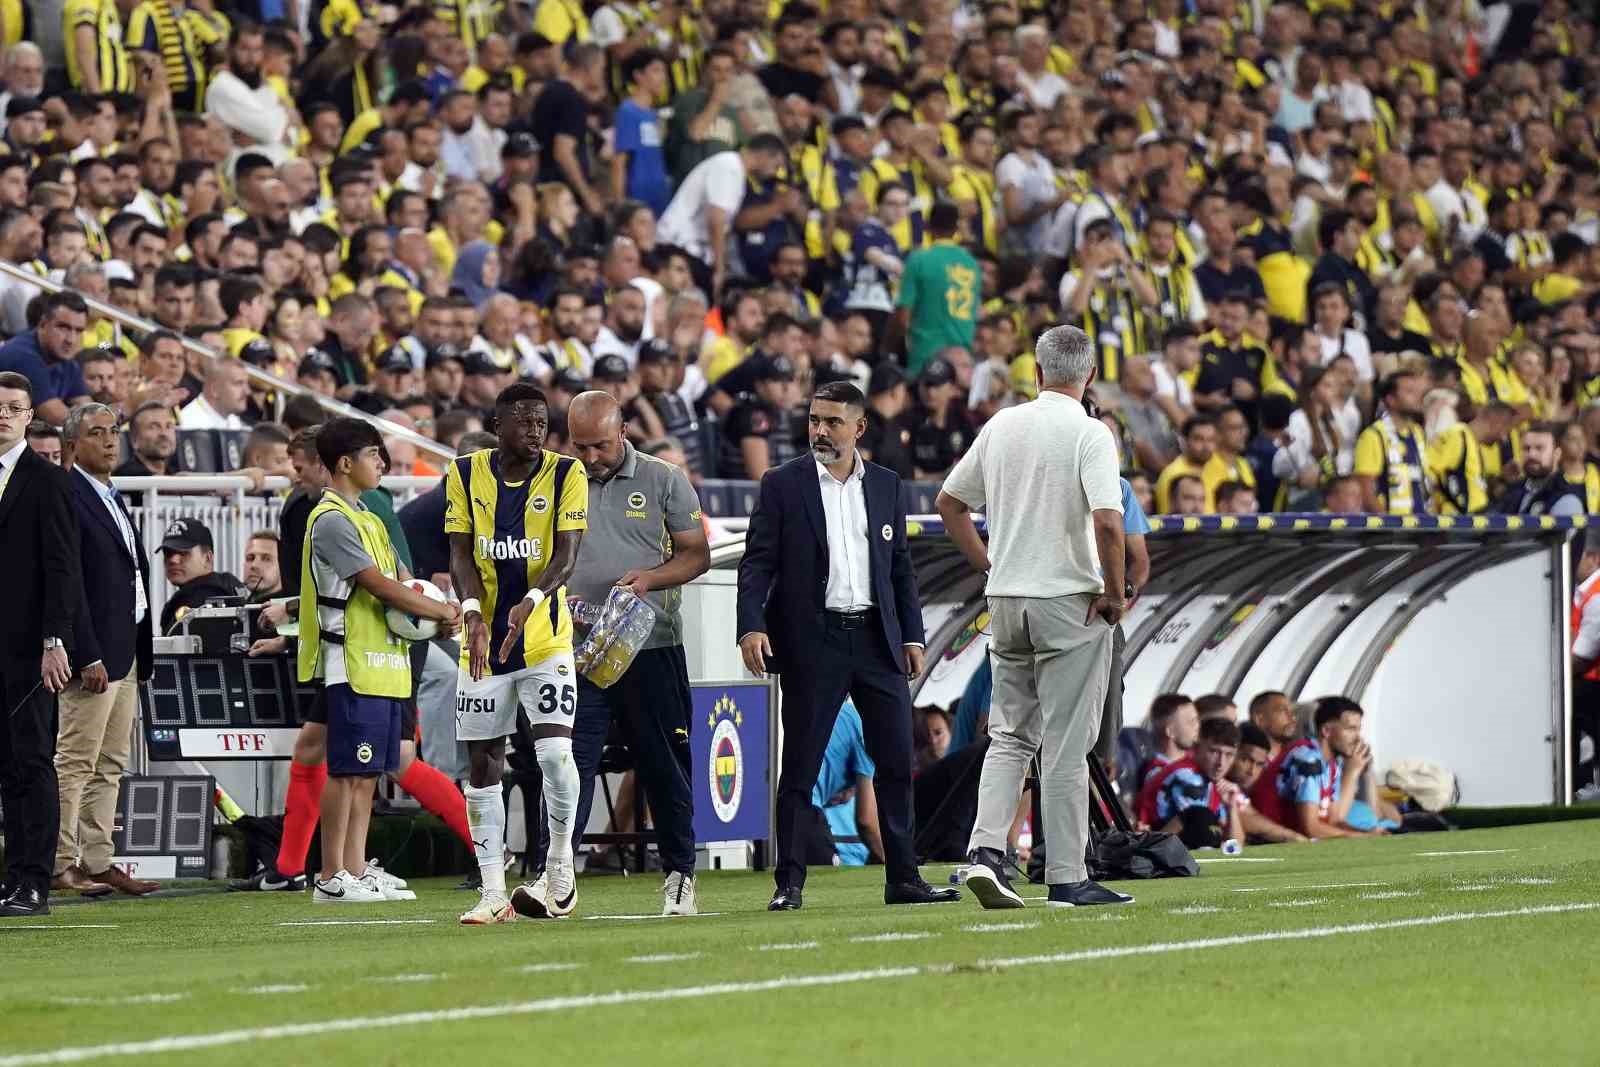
xmin=0 ymin=260 xmax=452 ymax=463
xmin=119 ymin=474 xmax=437 ymax=612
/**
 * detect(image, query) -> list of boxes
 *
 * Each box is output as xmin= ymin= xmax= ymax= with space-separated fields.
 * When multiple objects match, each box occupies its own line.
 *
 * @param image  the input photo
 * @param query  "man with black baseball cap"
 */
xmin=909 ymin=355 xmax=976 ymax=479
xmin=636 ymin=338 xmax=705 ymax=477
xmin=422 ymin=347 xmax=465 ymax=411
xmin=859 ymin=362 xmax=914 ymax=479
xmin=157 ymin=518 xmax=248 ymax=635
xmin=4 ymin=96 xmax=44 ymax=167
xmin=456 ymin=350 xmax=507 ymax=424
xmin=297 ymin=350 xmax=340 ymax=397
xmin=721 ymin=354 xmax=804 ymax=479
xmin=350 ymin=349 xmax=418 ymax=416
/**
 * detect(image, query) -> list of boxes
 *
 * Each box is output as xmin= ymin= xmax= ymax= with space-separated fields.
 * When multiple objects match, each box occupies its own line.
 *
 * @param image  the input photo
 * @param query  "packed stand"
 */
xmin=0 ymin=0 xmax=1595 ymax=521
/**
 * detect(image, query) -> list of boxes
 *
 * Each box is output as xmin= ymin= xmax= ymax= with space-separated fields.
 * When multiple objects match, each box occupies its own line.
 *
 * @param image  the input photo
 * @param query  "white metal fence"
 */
xmin=116 ymin=475 xmax=441 ymax=621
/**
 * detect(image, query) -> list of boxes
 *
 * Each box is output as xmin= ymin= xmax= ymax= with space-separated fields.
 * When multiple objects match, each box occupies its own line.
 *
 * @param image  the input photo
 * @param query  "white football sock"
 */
xmin=536 ymin=737 xmax=579 ymax=868
xmin=464 ymin=783 xmax=506 ymax=896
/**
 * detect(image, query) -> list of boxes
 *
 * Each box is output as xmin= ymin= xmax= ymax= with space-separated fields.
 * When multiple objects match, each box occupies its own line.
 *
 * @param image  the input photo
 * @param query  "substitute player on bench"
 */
xmin=449 ymin=383 xmax=587 ymax=925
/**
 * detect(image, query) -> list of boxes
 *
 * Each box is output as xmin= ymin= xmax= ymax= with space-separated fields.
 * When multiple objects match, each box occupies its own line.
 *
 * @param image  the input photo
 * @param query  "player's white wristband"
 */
xmin=523 ymin=588 xmax=547 ymax=610
xmin=460 ymin=598 xmax=482 ymax=618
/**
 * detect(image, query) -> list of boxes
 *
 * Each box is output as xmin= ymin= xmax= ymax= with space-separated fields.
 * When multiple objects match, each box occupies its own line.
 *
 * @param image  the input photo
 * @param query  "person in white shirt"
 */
xmin=178 ymin=360 xmax=251 ymax=430
xmin=1310 ymin=282 xmax=1374 ymax=385
xmin=1013 ymin=25 xmax=1068 ymax=110
xmin=937 ymin=324 xmax=1131 ymax=910
xmin=1150 ymin=322 xmax=1201 ymax=428
xmin=995 ymin=109 xmax=1065 ymax=256
xmin=590 ymin=283 xmax=648 ymax=366
xmin=205 ymin=26 xmax=292 ymax=170
xmin=655 ymin=134 xmax=785 ymax=296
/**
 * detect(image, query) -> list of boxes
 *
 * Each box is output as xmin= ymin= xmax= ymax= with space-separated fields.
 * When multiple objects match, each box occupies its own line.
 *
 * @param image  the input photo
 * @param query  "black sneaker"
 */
xmin=1046 ymin=879 xmax=1134 ymax=908
xmin=229 ymin=867 xmax=307 ymax=892
xmin=964 ymin=847 xmax=1026 ymax=909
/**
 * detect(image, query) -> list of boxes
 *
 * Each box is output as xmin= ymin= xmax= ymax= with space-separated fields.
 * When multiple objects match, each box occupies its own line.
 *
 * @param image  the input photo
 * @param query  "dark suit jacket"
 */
xmin=0 ymin=445 xmax=80 ymax=675
xmin=69 ymin=469 xmax=154 ymax=683
xmin=737 ymin=453 xmax=925 ymax=674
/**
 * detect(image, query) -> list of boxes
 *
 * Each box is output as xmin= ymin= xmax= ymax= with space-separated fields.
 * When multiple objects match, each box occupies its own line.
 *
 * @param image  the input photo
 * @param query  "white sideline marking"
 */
xmin=1266 ymin=898 xmax=1327 ymax=908
xmin=1169 ymin=905 xmax=1222 ymax=915
xmin=1512 ymin=878 xmax=1555 ymax=886
xmin=517 ymin=963 xmax=583 ymax=974
xmin=1452 ymin=884 xmax=1495 ymax=892
xmin=963 ymin=922 xmax=1039 ymax=933
xmin=1416 ymin=849 xmax=1519 ymax=857
xmin=625 ymin=953 xmax=702 ymax=964
xmin=1233 ymin=882 xmax=1386 ymax=894
xmin=277 ymin=920 xmax=435 ymax=927
xmin=1358 ymin=891 xmax=1422 ymax=900
xmin=756 ymin=942 xmax=818 ymax=952
xmin=50 ymin=994 xmax=188 ymax=1007
xmin=236 ymin=986 xmax=308 ymax=996
xmin=1 ymin=925 xmax=120 ymax=931
xmin=1068 ymin=914 xmax=1128 ymax=922
xmin=3 ymin=904 xmax=1594 ymax=1067
xmin=848 ymin=932 xmax=939 ymax=943
xmin=367 ymin=974 xmax=444 ymax=984
xmin=583 ymin=913 xmax=724 ymax=921
xmin=1195 ymin=857 xmax=1283 ymax=863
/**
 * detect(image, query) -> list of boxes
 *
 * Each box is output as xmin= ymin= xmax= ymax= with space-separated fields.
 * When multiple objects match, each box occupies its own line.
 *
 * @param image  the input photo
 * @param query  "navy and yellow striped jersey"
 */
xmin=444 ymin=448 xmax=588 ymax=675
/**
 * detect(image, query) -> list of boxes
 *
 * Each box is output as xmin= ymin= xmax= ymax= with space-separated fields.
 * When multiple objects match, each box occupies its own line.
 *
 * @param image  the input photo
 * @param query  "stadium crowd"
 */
xmin=0 ymin=0 xmax=1591 ymax=527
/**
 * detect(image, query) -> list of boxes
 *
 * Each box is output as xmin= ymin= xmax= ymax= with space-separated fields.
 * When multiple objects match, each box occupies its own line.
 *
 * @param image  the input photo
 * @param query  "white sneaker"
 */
xmin=365 ymin=860 xmax=408 ymax=890
xmin=312 ymin=870 xmax=384 ymax=904
xmin=510 ymin=873 xmax=549 ymax=919
xmin=662 ymin=872 xmax=697 ymax=916
xmin=358 ymin=866 xmax=416 ymax=901
xmin=545 ymin=863 xmax=577 ymax=918
xmin=459 ymin=889 xmax=515 ymax=925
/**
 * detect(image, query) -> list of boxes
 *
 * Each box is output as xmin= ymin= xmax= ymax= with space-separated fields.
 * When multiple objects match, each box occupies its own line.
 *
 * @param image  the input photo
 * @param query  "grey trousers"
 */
xmin=967 ymin=593 xmax=1114 ymax=884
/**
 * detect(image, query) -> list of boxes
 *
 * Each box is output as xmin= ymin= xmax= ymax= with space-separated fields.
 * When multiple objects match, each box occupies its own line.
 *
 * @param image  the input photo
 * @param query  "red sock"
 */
xmin=277 ymin=761 xmax=327 ymax=877
xmin=398 ymin=760 xmax=472 ymax=848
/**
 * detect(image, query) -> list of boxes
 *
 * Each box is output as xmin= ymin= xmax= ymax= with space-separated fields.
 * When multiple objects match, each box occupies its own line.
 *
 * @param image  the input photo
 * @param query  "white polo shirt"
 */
xmin=656 ymin=151 xmax=747 ymax=265
xmin=941 ymin=390 xmax=1123 ymax=598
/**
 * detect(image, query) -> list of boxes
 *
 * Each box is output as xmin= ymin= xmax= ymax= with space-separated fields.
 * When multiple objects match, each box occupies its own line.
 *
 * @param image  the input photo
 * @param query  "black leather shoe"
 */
xmin=768 ymin=886 xmax=803 ymax=911
xmin=964 ymin=847 xmax=1026 ymax=909
xmin=0 ymin=885 xmax=50 ymax=917
xmin=1046 ymin=879 xmax=1134 ymax=908
xmin=885 ymin=878 xmax=961 ymax=905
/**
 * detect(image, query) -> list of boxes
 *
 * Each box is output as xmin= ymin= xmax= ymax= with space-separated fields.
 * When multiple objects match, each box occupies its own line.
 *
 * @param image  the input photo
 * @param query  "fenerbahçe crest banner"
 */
xmin=689 ymin=682 xmax=771 ymax=845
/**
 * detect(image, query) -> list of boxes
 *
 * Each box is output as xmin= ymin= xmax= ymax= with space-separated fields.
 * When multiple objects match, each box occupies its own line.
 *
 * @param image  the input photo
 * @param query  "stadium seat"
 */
xmin=216 ymin=430 xmax=247 ymax=471
xmin=698 ymin=479 xmax=731 ymax=517
xmin=177 ymin=430 xmax=219 ymax=473
xmin=909 ymin=482 xmax=940 ymax=514
xmin=728 ymin=481 xmax=759 ymax=518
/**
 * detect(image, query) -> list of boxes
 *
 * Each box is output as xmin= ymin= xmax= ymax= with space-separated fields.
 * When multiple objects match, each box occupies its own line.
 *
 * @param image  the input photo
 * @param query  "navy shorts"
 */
xmin=324 ymin=684 xmax=403 ymax=778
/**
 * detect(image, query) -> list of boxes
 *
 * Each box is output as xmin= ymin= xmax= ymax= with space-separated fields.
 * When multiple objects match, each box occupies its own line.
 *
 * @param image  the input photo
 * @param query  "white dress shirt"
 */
xmin=817 ymin=452 xmax=873 ymax=612
xmin=178 ymin=394 xmax=246 ymax=430
xmin=0 ymin=436 xmax=26 ymax=502
xmin=77 ymin=466 xmax=147 ymax=625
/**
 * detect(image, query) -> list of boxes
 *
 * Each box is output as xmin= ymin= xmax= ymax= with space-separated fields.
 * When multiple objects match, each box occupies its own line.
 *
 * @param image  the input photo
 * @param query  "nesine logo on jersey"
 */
xmin=477 ymin=534 xmax=544 ymax=561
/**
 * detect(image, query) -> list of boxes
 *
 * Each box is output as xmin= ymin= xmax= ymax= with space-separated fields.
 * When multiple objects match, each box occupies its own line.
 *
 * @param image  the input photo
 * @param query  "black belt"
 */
xmin=824 ymin=608 xmax=876 ymax=631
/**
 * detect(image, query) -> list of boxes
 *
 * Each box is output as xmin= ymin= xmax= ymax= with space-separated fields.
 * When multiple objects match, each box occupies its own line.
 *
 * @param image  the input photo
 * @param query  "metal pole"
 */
xmin=0 ymin=260 xmax=454 ymax=463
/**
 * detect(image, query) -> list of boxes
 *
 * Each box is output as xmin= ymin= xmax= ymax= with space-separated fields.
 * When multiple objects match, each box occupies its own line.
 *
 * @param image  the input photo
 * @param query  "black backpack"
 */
xmin=1028 ymin=828 xmax=1199 ymax=882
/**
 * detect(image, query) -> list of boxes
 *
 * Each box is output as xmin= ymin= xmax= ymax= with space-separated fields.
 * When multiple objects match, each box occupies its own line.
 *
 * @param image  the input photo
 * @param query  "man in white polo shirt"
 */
xmin=656 ymin=133 xmax=786 ymax=298
xmin=178 ymin=359 xmax=250 ymax=431
xmin=936 ymin=324 xmax=1132 ymax=910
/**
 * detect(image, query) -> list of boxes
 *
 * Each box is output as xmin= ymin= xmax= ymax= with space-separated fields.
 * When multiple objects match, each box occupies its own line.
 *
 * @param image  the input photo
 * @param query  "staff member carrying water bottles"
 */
xmin=564 ymin=391 xmax=711 ymax=916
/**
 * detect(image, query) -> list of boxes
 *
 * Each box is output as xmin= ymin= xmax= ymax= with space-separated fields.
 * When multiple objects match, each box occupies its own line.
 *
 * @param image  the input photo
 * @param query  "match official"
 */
xmin=738 ymin=380 xmax=960 ymax=911
xmin=0 ymin=371 xmax=81 ymax=918
xmin=566 ymin=392 xmax=710 ymax=916
xmin=936 ymin=326 xmax=1134 ymax=910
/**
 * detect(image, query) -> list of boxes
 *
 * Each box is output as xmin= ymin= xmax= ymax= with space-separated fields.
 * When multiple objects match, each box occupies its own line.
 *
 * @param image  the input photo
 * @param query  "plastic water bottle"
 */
xmin=1222 ymin=838 xmax=1242 ymax=855
xmin=567 ymin=598 xmax=604 ymax=629
xmin=574 ymin=587 xmax=658 ymax=687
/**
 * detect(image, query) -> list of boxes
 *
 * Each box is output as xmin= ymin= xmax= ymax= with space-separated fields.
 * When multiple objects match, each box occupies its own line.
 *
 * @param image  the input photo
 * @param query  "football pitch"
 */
xmin=2 ymin=821 xmax=1596 ymax=1066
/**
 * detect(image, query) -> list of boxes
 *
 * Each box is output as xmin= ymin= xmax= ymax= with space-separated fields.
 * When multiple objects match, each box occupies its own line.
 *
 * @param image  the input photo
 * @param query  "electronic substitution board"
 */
xmin=111 ymin=775 xmax=214 ymax=880
xmin=140 ymin=653 xmax=316 ymax=760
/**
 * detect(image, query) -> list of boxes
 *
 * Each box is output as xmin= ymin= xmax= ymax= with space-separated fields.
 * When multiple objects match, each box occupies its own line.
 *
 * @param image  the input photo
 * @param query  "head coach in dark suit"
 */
xmin=0 ymin=371 xmax=82 ymax=917
xmin=737 ymin=380 xmax=960 ymax=911
xmin=55 ymin=403 xmax=159 ymax=898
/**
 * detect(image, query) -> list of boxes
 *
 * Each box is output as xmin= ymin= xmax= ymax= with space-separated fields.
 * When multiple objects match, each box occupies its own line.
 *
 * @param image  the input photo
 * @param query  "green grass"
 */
xmin=3 ymin=822 xmax=1597 ymax=1066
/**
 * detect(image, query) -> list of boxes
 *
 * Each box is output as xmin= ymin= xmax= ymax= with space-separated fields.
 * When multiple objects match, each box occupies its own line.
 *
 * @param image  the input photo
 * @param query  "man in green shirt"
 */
xmin=887 ymin=202 xmax=980 ymax=376
xmin=665 ymin=45 xmax=743 ymax=186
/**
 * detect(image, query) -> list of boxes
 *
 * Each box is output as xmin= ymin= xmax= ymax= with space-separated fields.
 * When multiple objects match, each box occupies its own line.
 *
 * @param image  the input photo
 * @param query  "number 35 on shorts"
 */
xmin=454 ymin=653 xmax=579 ymax=741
